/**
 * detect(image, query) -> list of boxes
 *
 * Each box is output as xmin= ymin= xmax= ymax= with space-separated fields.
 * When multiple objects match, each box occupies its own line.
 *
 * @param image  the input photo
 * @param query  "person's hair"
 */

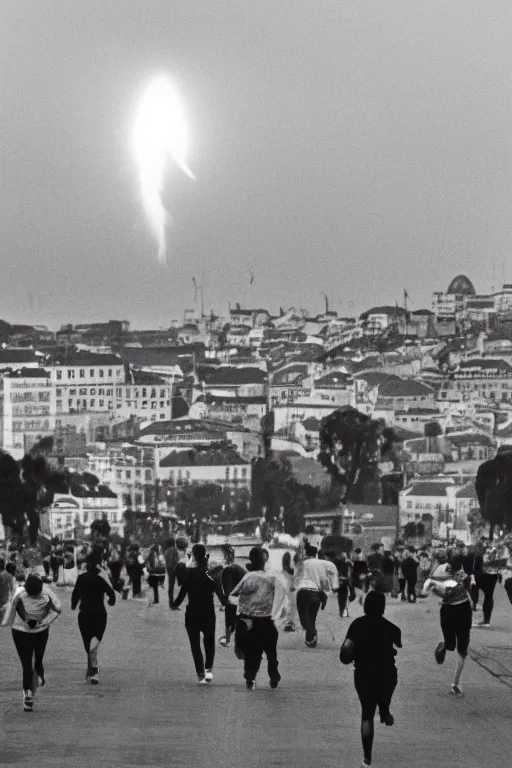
xmin=86 ymin=553 xmax=101 ymax=570
xmin=192 ymin=543 xmax=208 ymax=568
xmin=282 ymin=551 xmax=293 ymax=573
xmin=364 ymin=590 xmax=385 ymax=617
xmin=354 ymin=548 xmax=362 ymax=555
xmin=305 ymin=543 xmax=318 ymax=558
xmin=248 ymin=547 xmax=266 ymax=571
xmin=24 ymin=573 xmax=43 ymax=597
xmin=371 ymin=543 xmax=380 ymax=551
xmin=5 ymin=562 xmax=16 ymax=576
xmin=407 ymin=546 xmax=416 ymax=553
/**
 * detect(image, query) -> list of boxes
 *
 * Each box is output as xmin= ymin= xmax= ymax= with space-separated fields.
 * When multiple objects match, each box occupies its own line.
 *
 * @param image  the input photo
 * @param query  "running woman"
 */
xmin=424 ymin=566 xmax=472 ymax=694
xmin=340 ymin=591 xmax=402 ymax=768
xmin=1 ymin=573 xmax=62 ymax=712
xmin=170 ymin=544 xmax=226 ymax=684
xmin=71 ymin=554 xmax=116 ymax=685
xmin=229 ymin=546 xmax=289 ymax=690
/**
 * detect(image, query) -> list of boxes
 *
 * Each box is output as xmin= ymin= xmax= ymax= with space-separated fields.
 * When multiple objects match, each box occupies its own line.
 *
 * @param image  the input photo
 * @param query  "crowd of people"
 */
xmin=1 ymin=533 xmax=511 ymax=768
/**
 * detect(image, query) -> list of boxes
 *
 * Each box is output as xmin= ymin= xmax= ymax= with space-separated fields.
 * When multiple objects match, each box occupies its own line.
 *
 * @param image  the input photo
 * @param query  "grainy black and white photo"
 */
xmin=1 ymin=3 xmax=512 ymax=767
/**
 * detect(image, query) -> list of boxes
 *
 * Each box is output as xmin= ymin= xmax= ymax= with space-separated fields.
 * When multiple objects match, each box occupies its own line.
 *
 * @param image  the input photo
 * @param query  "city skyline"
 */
xmin=1 ymin=2 xmax=511 ymax=329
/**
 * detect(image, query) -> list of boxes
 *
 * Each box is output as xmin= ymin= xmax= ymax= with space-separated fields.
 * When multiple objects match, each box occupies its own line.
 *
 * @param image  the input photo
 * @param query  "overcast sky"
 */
xmin=1 ymin=2 xmax=511 ymax=329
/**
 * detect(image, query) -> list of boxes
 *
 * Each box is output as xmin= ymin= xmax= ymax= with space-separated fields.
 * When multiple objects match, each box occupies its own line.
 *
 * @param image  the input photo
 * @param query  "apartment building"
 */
xmin=1 ymin=369 xmax=55 ymax=458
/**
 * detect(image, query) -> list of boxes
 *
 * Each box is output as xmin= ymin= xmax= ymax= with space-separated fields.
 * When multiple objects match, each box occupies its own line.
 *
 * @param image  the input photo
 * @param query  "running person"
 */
xmin=424 ymin=566 xmax=472 ymax=694
xmin=71 ymin=554 xmax=116 ymax=685
xmin=171 ymin=544 xmax=226 ymax=684
xmin=340 ymin=591 xmax=402 ymax=768
xmin=229 ymin=546 xmax=289 ymax=690
xmin=295 ymin=544 xmax=339 ymax=647
xmin=1 ymin=573 xmax=62 ymax=712
xmin=219 ymin=545 xmax=245 ymax=646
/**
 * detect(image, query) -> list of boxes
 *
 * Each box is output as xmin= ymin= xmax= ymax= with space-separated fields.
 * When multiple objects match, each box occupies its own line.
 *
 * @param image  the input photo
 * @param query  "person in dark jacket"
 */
xmin=164 ymin=538 xmax=180 ymax=606
xmin=401 ymin=548 xmax=419 ymax=603
xmin=71 ymin=554 xmax=116 ymax=685
xmin=146 ymin=543 xmax=166 ymax=605
xmin=171 ymin=544 xmax=226 ymax=684
xmin=219 ymin=545 xmax=245 ymax=647
xmin=340 ymin=591 xmax=402 ymax=768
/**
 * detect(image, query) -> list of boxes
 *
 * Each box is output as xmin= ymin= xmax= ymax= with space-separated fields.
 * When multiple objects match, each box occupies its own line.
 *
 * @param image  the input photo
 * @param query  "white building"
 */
xmin=41 ymin=493 xmax=125 ymax=538
xmin=1 ymin=369 xmax=55 ymax=458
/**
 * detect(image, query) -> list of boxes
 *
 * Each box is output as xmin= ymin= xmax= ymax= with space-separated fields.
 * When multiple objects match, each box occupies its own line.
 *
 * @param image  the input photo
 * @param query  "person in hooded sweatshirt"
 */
xmin=340 ymin=591 xmax=402 ymax=768
xmin=2 ymin=573 xmax=62 ymax=712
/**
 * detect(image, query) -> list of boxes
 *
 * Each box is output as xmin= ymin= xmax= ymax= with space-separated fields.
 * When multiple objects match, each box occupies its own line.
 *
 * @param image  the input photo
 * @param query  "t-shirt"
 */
xmin=345 ymin=615 xmax=402 ymax=672
xmin=71 ymin=572 xmax=116 ymax=614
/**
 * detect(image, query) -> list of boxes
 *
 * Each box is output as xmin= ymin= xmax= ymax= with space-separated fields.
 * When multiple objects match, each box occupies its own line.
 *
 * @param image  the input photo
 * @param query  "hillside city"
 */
xmin=1 ymin=272 xmax=512 ymax=546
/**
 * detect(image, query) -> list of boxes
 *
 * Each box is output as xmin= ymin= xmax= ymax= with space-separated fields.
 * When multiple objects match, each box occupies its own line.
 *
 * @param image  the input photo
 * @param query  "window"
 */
xmin=56 ymin=400 xmax=62 ymax=411
xmin=79 ymin=388 xmax=87 ymax=396
xmin=108 ymin=369 xmax=112 ymax=377
xmin=90 ymin=388 xmax=96 ymax=395
xmin=90 ymin=399 xmax=95 ymax=408
xmin=145 ymin=469 xmax=152 ymax=481
xmin=125 ymin=388 xmax=131 ymax=398
xmin=90 ymin=369 xmax=94 ymax=377
xmin=151 ymin=401 xmax=157 ymax=409
xmin=70 ymin=389 xmax=77 ymax=396
xmin=241 ymin=468 xmax=247 ymax=479
xmin=68 ymin=399 xmax=73 ymax=408
xmin=67 ymin=369 xmax=75 ymax=379
xmin=160 ymin=389 xmax=166 ymax=398
xmin=99 ymin=400 xmax=104 ymax=408
xmin=142 ymin=388 xmax=147 ymax=398
xmin=116 ymin=470 xmax=122 ymax=479
xmin=150 ymin=389 xmax=156 ymax=398
xmin=125 ymin=470 xmax=131 ymax=479
xmin=136 ymin=469 xmax=141 ymax=478
xmin=106 ymin=389 xmax=112 ymax=396
xmin=56 ymin=371 xmax=62 ymax=380
xmin=79 ymin=369 xmax=85 ymax=378
xmin=99 ymin=388 xmax=104 ymax=395
xmin=99 ymin=369 xmax=104 ymax=378
xmin=108 ymin=401 xmax=113 ymax=410
xmin=142 ymin=401 xmax=148 ymax=408
xmin=160 ymin=401 xmax=165 ymax=408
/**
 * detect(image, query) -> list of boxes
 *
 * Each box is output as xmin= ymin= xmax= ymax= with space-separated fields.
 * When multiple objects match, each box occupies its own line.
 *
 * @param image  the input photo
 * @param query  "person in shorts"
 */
xmin=424 ymin=566 xmax=472 ymax=695
xmin=340 ymin=591 xmax=401 ymax=768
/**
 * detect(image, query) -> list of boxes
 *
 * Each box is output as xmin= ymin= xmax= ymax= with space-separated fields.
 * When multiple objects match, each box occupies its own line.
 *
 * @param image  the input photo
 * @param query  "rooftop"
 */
xmin=160 ymin=447 xmax=248 ymax=467
xmin=50 ymin=352 xmax=123 ymax=367
xmin=204 ymin=367 xmax=267 ymax=386
xmin=0 ymin=349 xmax=39 ymax=363
xmin=405 ymin=482 xmax=453 ymax=497
xmin=378 ymin=378 xmax=434 ymax=398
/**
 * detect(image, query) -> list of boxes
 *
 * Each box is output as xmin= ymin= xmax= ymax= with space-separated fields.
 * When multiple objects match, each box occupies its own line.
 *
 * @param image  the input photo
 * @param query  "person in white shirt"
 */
xmin=294 ymin=544 xmax=339 ymax=648
xmin=2 ymin=573 xmax=62 ymax=712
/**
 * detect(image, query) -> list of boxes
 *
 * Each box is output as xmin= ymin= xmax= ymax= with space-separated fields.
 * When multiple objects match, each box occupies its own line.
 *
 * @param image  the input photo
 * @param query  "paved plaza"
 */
xmin=1 ymin=582 xmax=511 ymax=768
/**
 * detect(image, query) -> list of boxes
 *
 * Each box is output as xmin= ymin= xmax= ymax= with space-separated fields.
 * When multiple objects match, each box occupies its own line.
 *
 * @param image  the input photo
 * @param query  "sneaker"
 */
xmin=269 ymin=673 xmax=281 ymax=689
xmin=36 ymin=672 xmax=45 ymax=688
xmin=361 ymin=759 xmax=371 ymax=767
xmin=473 ymin=621 xmax=490 ymax=628
xmin=434 ymin=642 xmax=446 ymax=665
xmin=89 ymin=667 xmax=99 ymax=685
xmin=283 ymin=623 xmax=295 ymax=633
xmin=245 ymin=680 xmax=256 ymax=690
xmin=205 ymin=670 xmax=213 ymax=683
xmin=198 ymin=677 xmax=208 ymax=685
xmin=451 ymin=684 xmax=463 ymax=695
xmin=219 ymin=636 xmax=230 ymax=647
xmin=23 ymin=690 xmax=34 ymax=712
xmin=342 ymin=608 xmax=349 ymax=618
xmin=305 ymin=634 xmax=318 ymax=648
xmin=380 ymin=713 xmax=394 ymax=726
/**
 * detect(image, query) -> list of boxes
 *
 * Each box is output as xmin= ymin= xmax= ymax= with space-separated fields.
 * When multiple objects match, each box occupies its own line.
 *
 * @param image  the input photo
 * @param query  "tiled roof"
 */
xmin=314 ymin=372 xmax=351 ymax=388
xmin=406 ymin=482 xmax=453 ymax=497
xmin=457 ymin=358 xmax=512 ymax=372
xmin=207 ymin=394 xmax=267 ymax=405
xmin=360 ymin=306 xmax=407 ymax=318
xmin=354 ymin=372 xmax=401 ymax=387
xmin=160 ymin=447 xmax=248 ymax=467
xmin=50 ymin=352 xmax=123 ymax=366
xmin=130 ymin=370 xmax=168 ymax=385
xmin=378 ymin=378 xmax=434 ymax=397
xmin=394 ymin=407 xmax=440 ymax=415
xmin=447 ymin=433 xmax=494 ymax=447
xmin=116 ymin=345 xmax=204 ymax=368
xmin=4 ymin=367 xmax=50 ymax=378
xmin=0 ymin=349 xmax=39 ymax=363
xmin=456 ymin=482 xmax=478 ymax=499
xmin=204 ymin=367 xmax=267 ymax=386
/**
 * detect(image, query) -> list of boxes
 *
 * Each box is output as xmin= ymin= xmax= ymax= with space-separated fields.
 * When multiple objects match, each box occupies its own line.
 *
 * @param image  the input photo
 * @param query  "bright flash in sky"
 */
xmin=133 ymin=75 xmax=195 ymax=263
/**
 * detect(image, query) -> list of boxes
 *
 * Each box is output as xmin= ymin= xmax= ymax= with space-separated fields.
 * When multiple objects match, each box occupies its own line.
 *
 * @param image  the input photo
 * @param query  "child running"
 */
xmin=340 ymin=591 xmax=401 ymax=768
xmin=424 ymin=566 xmax=472 ymax=694
xmin=71 ymin=553 xmax=116 ymax=685
xmin=2 ymin=573 xmax=62 ymax=712
xmin=170 ymin=544 xmax=226 ymax=684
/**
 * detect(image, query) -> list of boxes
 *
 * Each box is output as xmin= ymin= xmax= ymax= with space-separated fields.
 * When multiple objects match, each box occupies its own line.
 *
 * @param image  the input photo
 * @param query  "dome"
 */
xmin=447 ymin=275 xmax=476 ymax=296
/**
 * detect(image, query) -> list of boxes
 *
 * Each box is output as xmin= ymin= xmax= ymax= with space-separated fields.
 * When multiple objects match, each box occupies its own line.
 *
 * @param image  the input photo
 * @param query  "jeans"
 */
xmin=337 ymin=584 xmax=349 ymax=615
xmin=242 ymin=616 xmax=279 ymax=683
xmin=478 ymin=573 xmax=499 ymax=624
xmin=406 ymin=577 xmax=417 ymax=603
xmin=296 ymin=589 xmax=323 ymax=642
xmin=185 ymin=613 xmax=216 ymax=678
xmin=148 ymin=574 xmax=164 ymax=603
xmin=12 ymin=629 xmax=49 ymax=691
xmin=167 ymin=571 xmax=176 ymax=606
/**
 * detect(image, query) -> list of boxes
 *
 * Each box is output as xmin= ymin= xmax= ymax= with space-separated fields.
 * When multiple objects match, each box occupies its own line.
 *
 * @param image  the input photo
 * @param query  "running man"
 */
xmin=71 ymin=554 xmax=116 ymax=685
xmin=2 ymin=573 xmax=62 ymax=712
xmin=295 ymin=543 xmax=339 ymax=647
xmin=219 ymin=545 xmax=245 ymax=647
xmin=229 ymin=547 xmax=289 ymax=690
xmin=171 ymin=544 xmax=226 ymax=684
xmin=340 ymin=591 xmax=402 ymax=768
xmin=424 ymin=566 xmax=472 ymax=694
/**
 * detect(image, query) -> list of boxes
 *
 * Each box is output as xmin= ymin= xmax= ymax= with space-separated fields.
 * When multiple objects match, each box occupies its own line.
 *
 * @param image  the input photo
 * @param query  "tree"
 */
xmin=424 ymin=421 xmax=442 ymax=452
xmin=317 ymin=407 xmax=395 ymax=504
xmin=475 ymin=452 xmax=512 ymax=539
xmin=251 ymin=456 xmax=319 ymax=535
xmin=0 ymin=439 xmax=67 ymax=546
xmin=403 ymin=522 xmax=418 ymax=539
